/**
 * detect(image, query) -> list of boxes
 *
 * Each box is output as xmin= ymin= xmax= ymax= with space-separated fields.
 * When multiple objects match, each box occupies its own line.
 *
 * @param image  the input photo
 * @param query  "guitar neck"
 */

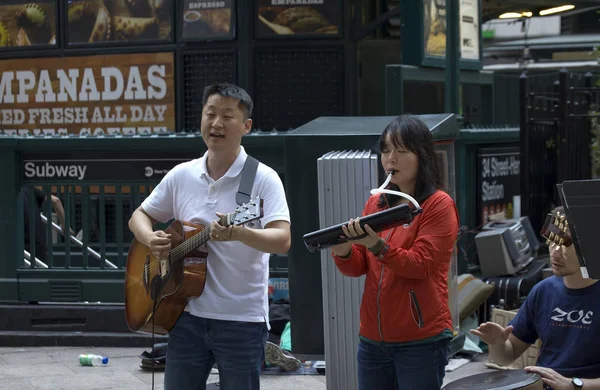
xmin=169 ymin=214 xmax=229 ymax=263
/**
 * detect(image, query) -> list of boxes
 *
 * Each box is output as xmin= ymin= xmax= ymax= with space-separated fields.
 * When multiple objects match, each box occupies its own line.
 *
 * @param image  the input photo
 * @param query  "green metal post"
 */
xmin=0 ymin=139 xmax=20 ymax=300
xmin=445 ymin=0 xmax=460 ymax=114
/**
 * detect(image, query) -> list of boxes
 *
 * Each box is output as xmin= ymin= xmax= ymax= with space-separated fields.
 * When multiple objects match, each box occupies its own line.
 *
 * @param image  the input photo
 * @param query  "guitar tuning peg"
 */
xmin=559 ymin=237 xmax=564 ymax=245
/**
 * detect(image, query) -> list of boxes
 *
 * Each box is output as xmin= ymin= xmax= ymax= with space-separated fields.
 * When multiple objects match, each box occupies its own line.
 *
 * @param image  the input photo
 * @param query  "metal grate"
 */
xmin=520 ymin=72 xmax=560 ymax=233
xmin=565 ymin=71 xmax=597 ymax=181
xmin=317 ymin=150 xmax=378 ymax=390
xmin=182 ymin=51 xmax=237 ymax=132
xmin=49 ymin=281 xmax=82 ymax=301
xmin=255 ymin=48 xmax=345 ymax=131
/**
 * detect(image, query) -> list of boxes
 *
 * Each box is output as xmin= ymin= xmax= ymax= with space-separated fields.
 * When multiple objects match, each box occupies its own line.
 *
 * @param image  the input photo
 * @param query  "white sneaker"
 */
xmin=265 ymin=341 xmax=301 ymax=372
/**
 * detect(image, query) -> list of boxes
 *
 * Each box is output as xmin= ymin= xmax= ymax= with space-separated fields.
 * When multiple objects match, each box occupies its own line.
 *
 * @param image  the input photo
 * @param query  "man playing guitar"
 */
xmin=128 ymin=83 xmax=291 ymax=390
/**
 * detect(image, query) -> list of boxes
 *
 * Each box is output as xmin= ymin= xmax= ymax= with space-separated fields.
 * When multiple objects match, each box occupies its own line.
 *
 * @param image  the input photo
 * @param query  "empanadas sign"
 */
xmin=0 ymin=52 xmax=175 ymax=136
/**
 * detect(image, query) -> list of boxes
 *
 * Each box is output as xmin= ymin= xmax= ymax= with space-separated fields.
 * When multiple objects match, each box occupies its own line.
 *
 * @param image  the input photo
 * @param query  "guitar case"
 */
xmin=483 ymin=257 xmax=548 ymax=314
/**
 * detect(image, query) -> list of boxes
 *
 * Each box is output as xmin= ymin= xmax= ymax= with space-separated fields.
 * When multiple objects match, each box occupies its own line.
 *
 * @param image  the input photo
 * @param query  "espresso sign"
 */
xmin=182 ymin=0 xmax=234 ymax=40
xmin=0 ymin=52 xmax=175 ymax=136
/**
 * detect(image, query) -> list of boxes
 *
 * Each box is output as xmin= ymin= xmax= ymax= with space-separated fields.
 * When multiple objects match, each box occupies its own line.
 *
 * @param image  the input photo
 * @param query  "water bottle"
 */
xmin=78 ymin=354 xmax=109 ymax=366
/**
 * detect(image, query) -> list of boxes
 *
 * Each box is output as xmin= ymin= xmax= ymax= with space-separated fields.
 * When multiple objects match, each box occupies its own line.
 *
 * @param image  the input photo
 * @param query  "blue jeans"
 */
xmin=357 ymin=338 xmax=450 ymax=390
xmin=164 ymin=312 xmax=268 ymax=390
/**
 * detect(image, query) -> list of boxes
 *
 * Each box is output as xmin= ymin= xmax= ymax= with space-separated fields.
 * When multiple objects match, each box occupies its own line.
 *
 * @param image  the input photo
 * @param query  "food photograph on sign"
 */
xmin=257 ymin=0 xmax=340 ymax=36
xmin=423 ymin=0 xmax=447 ymax=57
xmin=182 ymin=0 xmax=234 ymax=40
xmin=67 ymin=0 xmax=172 ymax=45
xmin=0 ymin=2 xmax=57 ymax=48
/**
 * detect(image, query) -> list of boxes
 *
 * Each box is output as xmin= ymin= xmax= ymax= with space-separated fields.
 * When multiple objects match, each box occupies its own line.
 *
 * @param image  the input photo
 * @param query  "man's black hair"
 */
xmin=202 ymin=83 xmax=253 ymax=119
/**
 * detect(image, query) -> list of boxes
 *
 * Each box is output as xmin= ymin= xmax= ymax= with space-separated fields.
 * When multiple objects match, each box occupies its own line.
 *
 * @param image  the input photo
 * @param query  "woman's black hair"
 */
xmin=376 ymin=115 xmax=444 ymax=209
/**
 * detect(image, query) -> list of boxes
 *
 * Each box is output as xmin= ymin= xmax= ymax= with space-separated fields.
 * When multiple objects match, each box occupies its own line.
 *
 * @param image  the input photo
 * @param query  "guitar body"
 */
xmin=124 ymin=220 xmax=208 ymax=335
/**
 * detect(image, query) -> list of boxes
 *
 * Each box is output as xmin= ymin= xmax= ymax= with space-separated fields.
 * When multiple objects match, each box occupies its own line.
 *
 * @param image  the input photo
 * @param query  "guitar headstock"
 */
xmin=229 ymin=197 xmax=264 ymax=226
xmin=540 ymin=210 xmax=572 ymax=247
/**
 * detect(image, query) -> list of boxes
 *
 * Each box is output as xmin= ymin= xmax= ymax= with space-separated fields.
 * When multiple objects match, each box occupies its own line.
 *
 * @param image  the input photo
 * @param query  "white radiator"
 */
xmin=317 ymin=150 xmax=379 ymax=390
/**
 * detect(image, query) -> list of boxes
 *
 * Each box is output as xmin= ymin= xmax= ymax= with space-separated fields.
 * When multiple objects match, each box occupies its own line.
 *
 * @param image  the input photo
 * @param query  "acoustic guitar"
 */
xmin=540 ymin=209 xmax=572 ymax=247
xmin=124 ymin=197 xmax=264 ymax=335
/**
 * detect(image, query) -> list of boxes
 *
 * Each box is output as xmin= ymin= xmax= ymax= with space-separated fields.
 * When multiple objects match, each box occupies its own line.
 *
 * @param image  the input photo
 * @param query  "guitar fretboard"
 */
xmin=169 ymin=214 xmax=229 ymax=263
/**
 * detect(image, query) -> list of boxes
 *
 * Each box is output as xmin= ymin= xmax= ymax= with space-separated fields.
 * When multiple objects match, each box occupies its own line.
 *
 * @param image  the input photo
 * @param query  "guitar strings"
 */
xmin=144 ymin=202 xmax=259 ymax=274
xmin=144 ymin=214 xmax=227 ymax=274
xmin=144 ymin=227 xmax=211 ymax=273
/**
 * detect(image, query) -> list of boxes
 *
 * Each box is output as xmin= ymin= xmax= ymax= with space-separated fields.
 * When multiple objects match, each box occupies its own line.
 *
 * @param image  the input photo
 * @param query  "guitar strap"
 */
xmin=236 ymin=155 xmax=259 ymax=205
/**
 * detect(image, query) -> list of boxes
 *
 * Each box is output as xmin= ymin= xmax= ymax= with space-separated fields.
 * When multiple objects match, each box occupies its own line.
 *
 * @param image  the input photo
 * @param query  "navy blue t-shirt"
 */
xmin=509 ymin=276 xmax=600 ymax=378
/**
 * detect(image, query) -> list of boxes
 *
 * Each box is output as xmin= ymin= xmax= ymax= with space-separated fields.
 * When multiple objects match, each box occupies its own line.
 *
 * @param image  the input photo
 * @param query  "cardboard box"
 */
xmin=488 ymin=308 xmax=542 ymax=369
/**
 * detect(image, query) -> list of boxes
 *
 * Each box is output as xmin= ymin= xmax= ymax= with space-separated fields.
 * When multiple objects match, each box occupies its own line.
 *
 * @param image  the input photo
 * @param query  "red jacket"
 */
xmin=333 ymin=190 xmax=459 ymax=343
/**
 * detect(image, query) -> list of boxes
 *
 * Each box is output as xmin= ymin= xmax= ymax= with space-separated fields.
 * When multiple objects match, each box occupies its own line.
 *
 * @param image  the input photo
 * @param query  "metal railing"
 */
xmin=20 ymin=183 xmax=155 ymax=271
xmin=23 ymin=250 xmax=48 ymax=269
xmin=39 ymin=214 xmax=118 ymax=269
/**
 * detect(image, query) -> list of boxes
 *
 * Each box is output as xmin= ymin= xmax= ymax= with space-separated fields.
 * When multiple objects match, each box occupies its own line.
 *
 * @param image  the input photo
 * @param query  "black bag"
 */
xmin=484 ymin=258 xmax=548 ymax=312
xmin=269 ymin=299 xmax=290 ymax=337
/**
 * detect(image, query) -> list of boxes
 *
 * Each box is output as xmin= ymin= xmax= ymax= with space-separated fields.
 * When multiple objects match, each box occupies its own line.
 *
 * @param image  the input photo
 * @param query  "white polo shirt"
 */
xmin=141 ymin=146 xmax=290 ymax=325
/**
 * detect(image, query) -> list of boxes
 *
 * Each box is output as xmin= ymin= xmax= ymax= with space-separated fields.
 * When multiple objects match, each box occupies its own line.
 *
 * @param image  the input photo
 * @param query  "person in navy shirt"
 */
xmin=472 ymin=211 xmax=600 ymax=390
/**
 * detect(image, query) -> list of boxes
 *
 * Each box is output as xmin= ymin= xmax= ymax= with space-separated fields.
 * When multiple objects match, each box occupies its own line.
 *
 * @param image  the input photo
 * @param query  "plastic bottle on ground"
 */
xmin=78 ymin=354 xmax=109 ymax=366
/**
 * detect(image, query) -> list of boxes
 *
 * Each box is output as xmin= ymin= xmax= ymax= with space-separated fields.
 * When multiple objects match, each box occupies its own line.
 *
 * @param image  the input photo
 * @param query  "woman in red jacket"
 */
xmin=331 ymin=115 xmax=459 ymax=390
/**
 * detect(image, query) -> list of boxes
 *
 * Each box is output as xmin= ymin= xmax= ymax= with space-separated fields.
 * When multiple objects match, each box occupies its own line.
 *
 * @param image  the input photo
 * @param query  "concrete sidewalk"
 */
xmin=0 ymin=346 xmax=490 ymax=389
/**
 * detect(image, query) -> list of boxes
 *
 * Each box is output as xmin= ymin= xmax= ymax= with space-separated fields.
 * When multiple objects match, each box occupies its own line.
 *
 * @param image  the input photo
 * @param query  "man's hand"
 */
xmin=147 ymin=230 xmax=172 ymax=260
xmin=525 ymin=366 xmax=574 ymax=390
xmin=470 ymin=322 xmax=513 ymax=345
xmin=210 ymin=212 xmax=237 ymax=242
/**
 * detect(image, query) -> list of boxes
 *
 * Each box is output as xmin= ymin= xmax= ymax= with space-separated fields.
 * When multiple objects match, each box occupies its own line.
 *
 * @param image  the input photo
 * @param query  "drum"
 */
xmin=442 ymin=370 xmax=543 ymax=390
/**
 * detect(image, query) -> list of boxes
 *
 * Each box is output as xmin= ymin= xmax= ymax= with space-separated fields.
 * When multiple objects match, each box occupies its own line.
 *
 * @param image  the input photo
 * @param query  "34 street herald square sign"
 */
xmin=0 ymin=52 xmax=175 ymax=136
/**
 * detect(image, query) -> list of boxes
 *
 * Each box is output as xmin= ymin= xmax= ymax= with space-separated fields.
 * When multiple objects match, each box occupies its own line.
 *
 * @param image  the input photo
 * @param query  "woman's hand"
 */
xmin=331 ymin=241 xmax=353 ymax=257
xmin=342 ymin=218 xmax=379 ymax=249
xmin=331 ymin=218 xmax=380 ymax=258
